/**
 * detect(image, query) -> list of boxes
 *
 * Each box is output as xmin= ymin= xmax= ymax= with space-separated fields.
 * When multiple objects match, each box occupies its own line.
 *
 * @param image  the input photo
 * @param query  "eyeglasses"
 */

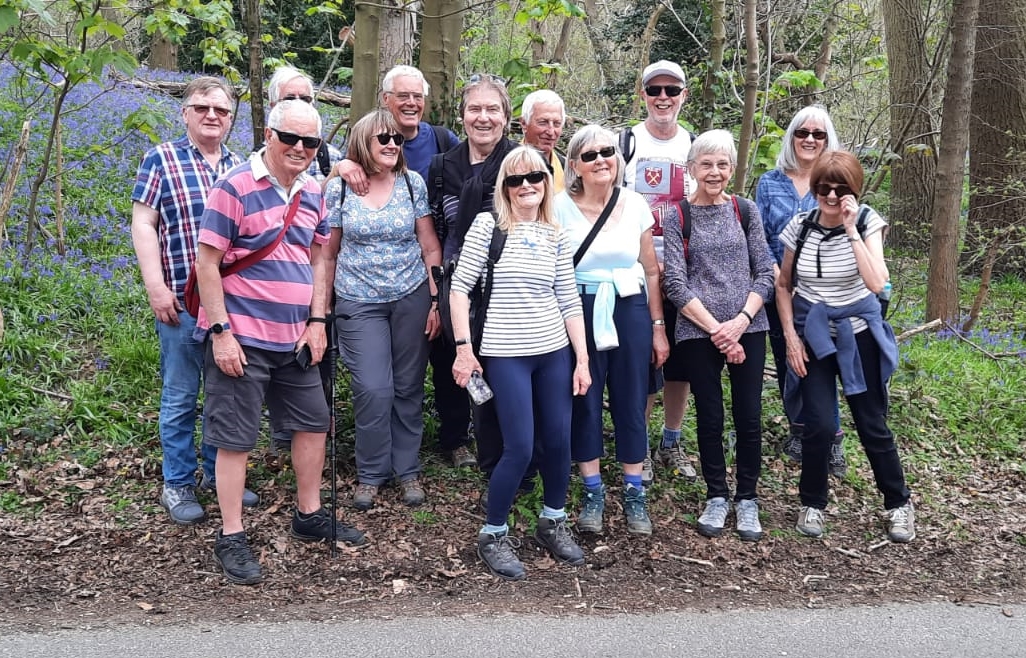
xmin=794 ymin=128 xmax=828 ymax=141
xmin=374 ymin=132 xmax=405 ymax=146
xmin=271 ymin=128 xmax=322 ymax=150
xmin=386 ymin=92 xmax=425 ymax=103
xmin=579 ymin=146 xmax=617 ymax=163
xmin=503 ymin=170 xmax=546 ymax=187
xmin=281 ymin=94 xmax=314 ymax=104
xmin=187 ymin=104 xmax=231 ymax=118
xmin=644 ymin=85 xmax=684 ymax=98
xmin=814 ymin=182 xmax=856 ymax=198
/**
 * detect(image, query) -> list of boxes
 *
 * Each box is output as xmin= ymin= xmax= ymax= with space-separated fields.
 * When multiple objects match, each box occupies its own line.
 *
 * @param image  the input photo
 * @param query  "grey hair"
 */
xmin=267 ymin=66 xmax=314 ymax=105
xmin=382 ymin=65 xmax=430 ymax=96
xmin=776 ymin=104 xmax=841 ymax=172
xmin=564 ymin=124 xmax=626 ymax=196
xmin=521 ymin=89 xmax=565 ymax=125
xmin=687 ymin=129 xmax=737 ymax=166
xmin=267 ymin=99 xmax=322 ymax=134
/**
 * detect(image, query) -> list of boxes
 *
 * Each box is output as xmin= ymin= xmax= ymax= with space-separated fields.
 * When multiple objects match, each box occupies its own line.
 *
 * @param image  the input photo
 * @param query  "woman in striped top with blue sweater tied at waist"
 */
xmin=775 ymin=150 xmax=914 ymax=543
xmin=554 ymin=124 xmax=669 ymax=538
xmin=450 ymin=146 xmax=591 ymax=582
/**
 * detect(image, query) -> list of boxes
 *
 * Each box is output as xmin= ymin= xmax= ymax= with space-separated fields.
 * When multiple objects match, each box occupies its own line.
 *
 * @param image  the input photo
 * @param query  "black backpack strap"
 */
xmin=732 ymin=195 xmax=751 ymax=234
xmin=428 ymin=152 xmax=446 ymax=240
xmin=316 ymin=141 xmax=331 ymax=177
xmin=619 ymin=127 xmax=635 ymax=167
xmin=678 ymin=199 xmax=692 ymax=261
xmin=402 ymin=171 xmax=415 ymax=205
xmin=430 ymin=124 xmax=449 ymax=154
xmin=472 ymin=216 xmax=507 ymax=348
xmin=790 ymin=209 xmax=822 ymax=287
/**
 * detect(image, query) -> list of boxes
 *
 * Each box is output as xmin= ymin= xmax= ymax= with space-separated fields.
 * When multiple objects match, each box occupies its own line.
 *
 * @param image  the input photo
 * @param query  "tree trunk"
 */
xmin=734 ymin=0 xmax=759 ymax=192
xmin=967 ymin=0 xmax=1026 ymax=275
xmin=700 ymin=0 xmax=726 ymax=132
xmin=352 ymin=0 xmax=383 ymax=124
xmin=379 ymin=0 xmax=417 ymax=78
xmin=148 ymin=33 xmax=178 ymax=71
xmin=881 ymin=0 xmax=938 ymax=253
xmin=243 ymin=0 xmax=264 ymax=153
xmin=928 ymin=0 xmax=979 ymax=323
xmin=420 ymin=0 xmax=463 ymax=127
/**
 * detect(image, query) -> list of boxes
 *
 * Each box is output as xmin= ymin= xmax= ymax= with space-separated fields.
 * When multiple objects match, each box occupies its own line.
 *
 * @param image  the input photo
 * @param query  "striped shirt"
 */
xmin=196 ymin=151 xmax=329 ymax=351
xmin=131 ymin=136 xmax=242 ymax=297
xmin=451 ymin=212 xmax=582 ymax=358
xmin=779 ymin=206 xmax=887 ymax=334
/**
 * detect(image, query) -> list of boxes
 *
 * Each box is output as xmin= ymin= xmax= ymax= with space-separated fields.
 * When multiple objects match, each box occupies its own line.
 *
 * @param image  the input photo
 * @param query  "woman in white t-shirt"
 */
xmin=554 ymin=124 xmax=670 ymax=538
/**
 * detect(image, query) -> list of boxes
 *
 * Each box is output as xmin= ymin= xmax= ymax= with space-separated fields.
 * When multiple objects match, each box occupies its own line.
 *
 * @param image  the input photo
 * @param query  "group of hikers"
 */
xmin=131 ymin=59 xmax=915 ymax=586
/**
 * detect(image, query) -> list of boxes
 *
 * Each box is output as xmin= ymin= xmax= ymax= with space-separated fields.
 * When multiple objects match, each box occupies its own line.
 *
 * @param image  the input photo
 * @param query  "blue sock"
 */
xmin=480 ymin=523 xmax=508 ymax=536
xmin=661 ymin=426 xmax=682 ymax=449
xmin=540 ymin=506 xmax=565 ymax=520
xmin=582 ymin=474 xmax=602 ymax=491
xmin=624 ymin=473 xmax=643 ymax=491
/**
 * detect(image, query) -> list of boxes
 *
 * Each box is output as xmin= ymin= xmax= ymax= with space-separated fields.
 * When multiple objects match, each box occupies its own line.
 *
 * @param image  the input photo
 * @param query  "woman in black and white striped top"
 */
xmin=450 ymin=146 xmax=591 ymax=582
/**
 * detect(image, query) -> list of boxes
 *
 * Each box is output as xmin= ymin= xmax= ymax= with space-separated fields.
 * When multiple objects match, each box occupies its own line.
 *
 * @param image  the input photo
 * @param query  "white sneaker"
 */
xmin=796 ymin=506 xmax=825 ymax=538
xmin=735 ymin=499 xmax=763 ymax=542
xmin=697 ymin=497 xmax=730 ymax=538
xmin=886 ymin=502 xmax=916 ymax=543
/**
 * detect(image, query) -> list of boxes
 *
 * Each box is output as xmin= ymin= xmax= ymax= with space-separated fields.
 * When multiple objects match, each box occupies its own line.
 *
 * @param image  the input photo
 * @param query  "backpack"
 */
xmin=676 ymin=195 xmax=752 ymax=261
xmin=316 ymin=141 xmax=332 ymax=177
xmin=428 ymin=151 xmax=447 ymax=241
xmin=432 ymin=214 xmax=507 ymax=349
xmin=618 ymin=125 xmax=698 ymax=166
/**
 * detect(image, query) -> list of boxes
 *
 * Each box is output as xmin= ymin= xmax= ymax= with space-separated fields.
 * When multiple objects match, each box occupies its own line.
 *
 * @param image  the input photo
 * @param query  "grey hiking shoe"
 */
xmin=400 ymin=477 xmax=426 ymax=507
xmin=576 ymin=484 xmax=605 ymax=533
xmin=160 ymin=484 xmax=206 ymax=525
xmin=828 ymin=431 xmax=848 ymax=478
xmin=641 ymin=453 xmax=655 ymax=487
xmin=451 ymin=446 xmax=477 ymax=468
xmin=213 ymin=530 xmax=262 ymax=585
xmin=623 ymin=486 xmax=653 ymax=536
xmin=534 ymin=517 xmax=585 ymax=565
xmin=796 ymin=506 xmax=825 ymax=538
xmin=198 ymin=473 xmax=260 ymax=508
xmin=886 ymin=502 xmax=916 ymax=543
xmin=782 ymin=423 xmax=803 ymax=463
xmin=697 ymin=497 xmax=730 ymax=538
xmin=352 ymin=483 xmax=378 ymax=511
xmin=735 ymin=498 xmax=763 ymax=542
xmin=656 ymin=442 xmax=698 ymax=482
xmin=478 ymin=531 xmax=526 ymax=581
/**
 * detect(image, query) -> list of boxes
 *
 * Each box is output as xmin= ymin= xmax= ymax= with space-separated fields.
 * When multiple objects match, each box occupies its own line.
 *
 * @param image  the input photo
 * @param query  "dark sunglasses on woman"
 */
xmin=814 ymin=182 xmax=856 ymax=199
xmin=375 ymin=132 xmax=405 ymax=146
xmin=580 ymin=146 xmax=617 ymax=163
xmin=503 ymin=171 xmax=546 ymax=187
xmin=794 ymin=128 xmax=828 ymax=141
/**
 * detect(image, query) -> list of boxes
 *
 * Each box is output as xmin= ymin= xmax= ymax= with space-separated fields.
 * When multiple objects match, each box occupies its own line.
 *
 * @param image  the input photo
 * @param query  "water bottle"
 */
xmin=467 ymin=371 xmax=494 ymax=406
xmin=879 ymin=280 xmax=892 ymax=317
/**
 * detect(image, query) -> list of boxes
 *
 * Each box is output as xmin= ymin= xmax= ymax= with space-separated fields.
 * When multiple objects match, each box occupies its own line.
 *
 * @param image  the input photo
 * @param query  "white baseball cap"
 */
xmin=642 ymin=60 xmax=687 ymax=86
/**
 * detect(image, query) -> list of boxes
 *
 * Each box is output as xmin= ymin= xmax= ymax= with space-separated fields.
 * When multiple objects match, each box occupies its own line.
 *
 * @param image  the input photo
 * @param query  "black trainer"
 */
xmin=213 ymin=530 xmax=262 ymax=585
xmin=290 ymin=507 xmax=367 ymax=546
xmin=534 ymin=516 xmax=585 ymax=566
xmin=477 ymin=531 xmax=526 ymax=581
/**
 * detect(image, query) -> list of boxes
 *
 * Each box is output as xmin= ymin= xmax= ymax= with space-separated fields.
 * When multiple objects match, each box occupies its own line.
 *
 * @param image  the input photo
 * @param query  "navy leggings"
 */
xmin=481 ymin=347 xmax=573 ymax=526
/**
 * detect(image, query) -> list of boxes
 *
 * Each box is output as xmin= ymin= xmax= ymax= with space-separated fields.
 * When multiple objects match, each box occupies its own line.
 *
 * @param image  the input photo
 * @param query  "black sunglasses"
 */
xmin=814 ymin=182 xmax=856 ymax=199
xmin=580 ymin=146 xmax=617 ymax=163
xmin=644 ymin=85 xmax=684 ymax=98
xmin=503 ymin=170 xmax=546 ymax=187
xmin=271 ymin=128 xmax=322 ymax=150
xmin=281 ymin=93 xmax=314 ymax=104
xmin=794 ymin=128 xmax=828 ymax=141
xmin=374 ymin=132 xmax=405 ymax=146
xmin=187 ymin=104 xmax=231 ymax=118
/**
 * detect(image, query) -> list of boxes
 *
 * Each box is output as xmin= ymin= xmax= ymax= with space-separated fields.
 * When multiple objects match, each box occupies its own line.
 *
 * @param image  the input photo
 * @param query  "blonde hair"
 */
xmin=492 ymin=146 xmax=556 ymax=235
xmin=346 ymin=109 xmax=407 ymax=175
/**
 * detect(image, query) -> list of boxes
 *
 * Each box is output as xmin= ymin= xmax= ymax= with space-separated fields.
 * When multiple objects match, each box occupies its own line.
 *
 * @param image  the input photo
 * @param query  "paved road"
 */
xmin=1 ymin=601 xmax=1023 ymax=657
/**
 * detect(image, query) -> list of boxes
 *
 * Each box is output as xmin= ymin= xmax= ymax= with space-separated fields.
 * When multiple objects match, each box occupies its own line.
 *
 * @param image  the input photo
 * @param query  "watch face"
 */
xmin=211 ymin=322 xmax=230 ymax=334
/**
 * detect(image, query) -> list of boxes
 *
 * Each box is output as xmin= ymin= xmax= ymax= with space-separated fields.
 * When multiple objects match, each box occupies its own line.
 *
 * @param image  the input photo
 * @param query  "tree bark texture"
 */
xmin=352 ymin=0 xmax=383 ymax=124
xmin=928 ymin=0 xmax=979 ymax=323
xmin=244 ymin=0 xmax=264 ymax=153
xmin=882 ymin=0 xmax=938 ymax=253
xmin=147 ymin=33 xmax=178 ymax=71
xmin=420 ymin=0 xmax=463 ymax=127
xmin=967 ymin=0 xmax=1026 ymax=275
xmin=735 ymin=0 xmax=759 ymax=193
xmin=700 ymin=0 xmax=726 ymax=132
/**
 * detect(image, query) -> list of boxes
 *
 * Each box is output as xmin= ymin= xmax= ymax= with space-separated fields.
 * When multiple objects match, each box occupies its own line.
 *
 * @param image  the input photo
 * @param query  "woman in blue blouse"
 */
xmin=325 ymin=109 xmax=442 ymax=511
xmin=755 ymin=106 xmax=847 ymax=474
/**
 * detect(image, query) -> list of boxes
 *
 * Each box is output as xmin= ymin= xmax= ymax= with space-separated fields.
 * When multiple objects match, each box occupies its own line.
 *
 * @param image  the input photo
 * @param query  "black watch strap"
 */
xmin=454 ymin=338 xmax=470 ymax=346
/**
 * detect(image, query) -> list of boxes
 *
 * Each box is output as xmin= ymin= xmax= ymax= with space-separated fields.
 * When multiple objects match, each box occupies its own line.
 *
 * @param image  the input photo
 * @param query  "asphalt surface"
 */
xmin=1 ymin=601 xmax=1023 ymax=657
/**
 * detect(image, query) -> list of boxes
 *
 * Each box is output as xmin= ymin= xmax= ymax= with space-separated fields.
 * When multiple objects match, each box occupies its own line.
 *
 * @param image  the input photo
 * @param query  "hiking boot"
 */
xmin=352 ymin=483 xmax=378 ymax=511
xmin=477 ymin=531 xmax=526 ymax=581
xmin=450 ymin=445 xmax=477 ymax=468
xmin=697 ymin=497 xmax=730 ymax=538
xmin=623 ymin=486 xmax=653 ymax=536
xmin=534 ymin=517 xmax=585 ymax=566
xmin=796 ymin=506 xmax=825 ymax=538
xmin=656 ymin=442 xmax=698 ymax=482
xmin=886 ymin=502 xmax=916 ymax=543
xmin=735 ymin=498 xmax=763 ymax=542
xmin=400 ymin=477 xmax=426 ymax=507
xmin=290 ymin=507 xmax=367 ymax=545
xmin=160 ymin=484 xmax=206 ymax=525
xmin=576 ymin=485 xmax=605 ymax=533
xmin=213 ymin=530 xmax=262 ymax=585
xmin=198 ymin=473 xmax=260 ymax=509
xmin=828 ymin=431 xmax=848 ymax=478
xmin=641 ymin=453 xmax=655 ymax=487
xmin=782 ymin=423 xmax=803 ymax=463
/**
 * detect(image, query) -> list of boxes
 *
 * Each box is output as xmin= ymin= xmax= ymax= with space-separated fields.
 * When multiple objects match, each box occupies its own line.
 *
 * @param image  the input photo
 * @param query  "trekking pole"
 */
xmin=323 ymin=303 xmax=339 ymax=558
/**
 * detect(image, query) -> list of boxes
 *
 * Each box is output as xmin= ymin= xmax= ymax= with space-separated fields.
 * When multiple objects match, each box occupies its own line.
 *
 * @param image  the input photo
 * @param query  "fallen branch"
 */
xmin=896 ymin=318 xmax=943 ymax=342
xmin=942 ymin=321 xmax=1004 ymax=360
xmin=867 ymin=539 xmax=890 ymax=552
xmin=802 ymin=574 xmax=828 ymax=584
xmin=29 ymin=386 xmax=73 ymax=402
xmin=668 ymin=553 xmax=715 ymax=567
xmin=832 ymin=546 xmax=862 ymax=559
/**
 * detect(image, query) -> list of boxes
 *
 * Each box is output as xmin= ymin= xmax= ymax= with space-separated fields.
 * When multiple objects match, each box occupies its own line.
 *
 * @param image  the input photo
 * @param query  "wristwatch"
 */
xmin=209 ymin=321 xmax=231 ymax=335
xmin=454 ymin=338 xmax=470 ymax=346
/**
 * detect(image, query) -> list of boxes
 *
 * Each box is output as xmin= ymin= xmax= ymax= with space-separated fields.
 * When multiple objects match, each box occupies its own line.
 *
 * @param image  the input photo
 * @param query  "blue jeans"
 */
xmin=156 ymin=310 xmax=216 ymax=487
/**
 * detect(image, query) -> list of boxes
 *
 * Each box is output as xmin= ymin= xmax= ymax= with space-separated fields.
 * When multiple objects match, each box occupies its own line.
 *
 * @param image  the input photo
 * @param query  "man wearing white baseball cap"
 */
xmin=618 ymin=59 xmax=699 ymax=489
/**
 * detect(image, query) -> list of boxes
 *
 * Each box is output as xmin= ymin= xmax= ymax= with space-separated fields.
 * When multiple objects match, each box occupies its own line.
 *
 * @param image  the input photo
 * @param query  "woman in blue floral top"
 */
xmin=755 ymin=106 xmax=847 ymax=473
xmin=325 ymin=109 xmax=442 ymax=510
